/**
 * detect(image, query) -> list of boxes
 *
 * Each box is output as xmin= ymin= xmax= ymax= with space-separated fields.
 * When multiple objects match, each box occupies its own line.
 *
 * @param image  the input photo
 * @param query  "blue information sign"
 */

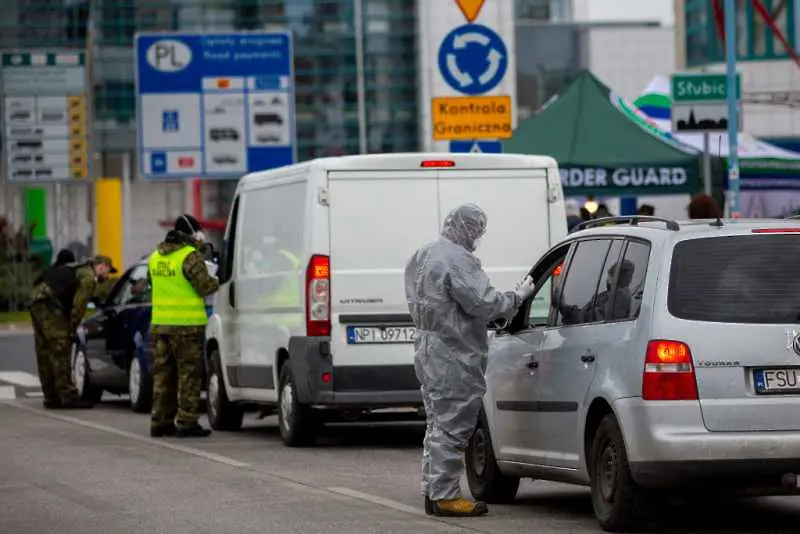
xmin=135 ymin=31 xmax=296 ymax=180
xmin=449 ymin=140 xmax=502 ymax=153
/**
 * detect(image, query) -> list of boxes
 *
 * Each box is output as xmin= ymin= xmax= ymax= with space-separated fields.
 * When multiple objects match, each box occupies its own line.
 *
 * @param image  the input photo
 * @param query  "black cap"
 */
xmin=54 ymin=248 xmax=76 ymax=266
xmin=175 ymin=213 xmax=202 ymax=236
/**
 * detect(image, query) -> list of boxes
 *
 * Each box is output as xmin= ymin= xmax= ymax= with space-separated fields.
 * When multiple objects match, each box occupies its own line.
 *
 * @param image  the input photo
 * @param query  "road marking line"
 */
xmin=4 ymin=402 xmax=485 ymax=531
xmin=326 ymin=486 xmax=426 ymax=517
xmin=25 ymin=391 xmax=44 ymax=398
xmin=0 ymin=371 xmax=40 ymax=388
xmin=9 ymin=403 xmax=250 ymax=468
xmin=0 ymin=386 xmax=15 ymax=400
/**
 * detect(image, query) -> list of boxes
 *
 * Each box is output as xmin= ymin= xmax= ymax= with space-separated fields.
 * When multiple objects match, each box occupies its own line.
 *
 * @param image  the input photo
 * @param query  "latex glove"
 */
xmin=204 ymin=260 xmax=218 ymax=279
xmin=514 ymin=275 xmax=536 ymax=301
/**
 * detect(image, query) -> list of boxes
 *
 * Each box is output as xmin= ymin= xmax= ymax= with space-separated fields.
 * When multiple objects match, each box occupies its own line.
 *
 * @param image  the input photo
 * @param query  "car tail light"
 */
xmin=306 ymin=255 xmax=331 ymax=337
xmin=420 ymin=160 xmax=455 ymax=168
xmin=642 ymin=340 xmax=698 ymax=401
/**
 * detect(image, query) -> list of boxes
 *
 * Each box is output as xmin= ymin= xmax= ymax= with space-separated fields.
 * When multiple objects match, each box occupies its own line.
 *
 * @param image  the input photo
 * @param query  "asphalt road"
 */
xmin=2 ymin=332 xmax=800 ymax=534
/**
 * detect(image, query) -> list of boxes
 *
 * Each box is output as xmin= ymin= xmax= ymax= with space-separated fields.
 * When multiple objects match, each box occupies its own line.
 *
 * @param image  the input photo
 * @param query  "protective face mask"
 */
xmin=194 ymin=231 xmax=206 ymax=243
xmin=472 ymin=237 xmax=482 ymax=250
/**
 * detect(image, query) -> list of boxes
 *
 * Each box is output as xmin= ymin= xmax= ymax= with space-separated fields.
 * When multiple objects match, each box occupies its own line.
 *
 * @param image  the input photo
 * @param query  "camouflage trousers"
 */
xmin=29 ymin=303 xmax=79 ymax=404
xmin=150 ymin=329 xmax=205 ymax=429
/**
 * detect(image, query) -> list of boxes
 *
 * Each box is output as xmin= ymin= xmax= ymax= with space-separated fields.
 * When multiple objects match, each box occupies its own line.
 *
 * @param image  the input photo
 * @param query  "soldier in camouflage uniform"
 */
xmin=148 ymin=214 xmax=219 ymax=438
xmin=29 ymin=255 xmax=117 ymax=409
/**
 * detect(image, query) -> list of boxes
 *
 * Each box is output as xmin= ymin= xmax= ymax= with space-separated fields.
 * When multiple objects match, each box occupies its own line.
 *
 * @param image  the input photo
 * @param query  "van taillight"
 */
xmin=305 ymin=255 xmax=330 ymax=337
xmin=642 ymin=340 xmax=698 ymax=401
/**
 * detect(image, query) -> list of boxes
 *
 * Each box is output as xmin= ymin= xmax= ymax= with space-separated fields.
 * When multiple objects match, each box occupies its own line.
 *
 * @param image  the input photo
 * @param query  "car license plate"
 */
xmin=754 ymin=368 xmax=800 ymax=394
xmin=346 ymin=326 xmax=417 ymax=345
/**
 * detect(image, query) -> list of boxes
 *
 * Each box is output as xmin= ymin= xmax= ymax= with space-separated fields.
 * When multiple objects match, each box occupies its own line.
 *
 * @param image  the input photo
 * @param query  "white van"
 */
xmin=205 ymin=153 xmax=567 ymax=446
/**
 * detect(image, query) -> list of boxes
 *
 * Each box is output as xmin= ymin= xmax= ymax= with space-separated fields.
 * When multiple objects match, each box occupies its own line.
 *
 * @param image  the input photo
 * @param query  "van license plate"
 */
xmin=346 ymin=326 xmax=416 ymax=345
xmin=754 ymin=368 xmax=800 ymax=394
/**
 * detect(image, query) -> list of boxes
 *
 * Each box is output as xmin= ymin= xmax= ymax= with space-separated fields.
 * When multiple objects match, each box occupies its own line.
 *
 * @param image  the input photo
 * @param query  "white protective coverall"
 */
xmin=404 ymin=203 xmax=534 ymax=501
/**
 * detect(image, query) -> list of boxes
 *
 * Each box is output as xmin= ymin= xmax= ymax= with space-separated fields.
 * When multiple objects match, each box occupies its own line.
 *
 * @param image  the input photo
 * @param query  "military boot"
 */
xmin=175 ymin=424 xmax=211 ymax=438
xmin=43 ymin=399 xmax=62 ymax=409
xmin=60 ymin=399 xmax=95 ymax=409
xmin=150 ymin=424 xmax=177 ymax=438
xmin=431 ymin=498 xmax=489 ymax=517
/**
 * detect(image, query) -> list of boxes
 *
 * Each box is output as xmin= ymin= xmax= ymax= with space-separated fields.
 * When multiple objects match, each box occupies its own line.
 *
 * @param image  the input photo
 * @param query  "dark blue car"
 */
xmin=70 ymin=259 xmax=212 ymax=413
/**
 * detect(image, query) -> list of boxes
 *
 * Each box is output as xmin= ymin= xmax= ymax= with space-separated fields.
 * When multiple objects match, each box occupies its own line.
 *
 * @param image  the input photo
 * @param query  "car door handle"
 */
xmin=522 ymin=354 xmax=539 ymax=369
xmin=581 ymin=352 xmax=596 ymax=363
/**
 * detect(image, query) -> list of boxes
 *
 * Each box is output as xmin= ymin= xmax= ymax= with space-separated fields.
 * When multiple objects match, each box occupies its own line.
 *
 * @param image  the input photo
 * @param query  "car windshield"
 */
xmin=668 ymin=234 xmax=800 ymax=324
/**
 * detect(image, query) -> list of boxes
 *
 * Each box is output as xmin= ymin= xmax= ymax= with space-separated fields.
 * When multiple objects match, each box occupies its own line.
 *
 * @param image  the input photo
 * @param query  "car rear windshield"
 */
xmin=668 ymin=234 xmax=800 ymax=324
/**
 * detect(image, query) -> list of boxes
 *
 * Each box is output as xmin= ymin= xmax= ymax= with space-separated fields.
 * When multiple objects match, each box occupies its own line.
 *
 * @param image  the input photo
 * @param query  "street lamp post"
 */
xmin=724 ymin=0 xmax=740 ymax=217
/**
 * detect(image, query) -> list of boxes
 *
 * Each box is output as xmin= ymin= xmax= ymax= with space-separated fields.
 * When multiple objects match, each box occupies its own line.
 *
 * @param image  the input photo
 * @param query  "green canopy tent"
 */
xmin=505 ymin=70 xmax=720 ymax=198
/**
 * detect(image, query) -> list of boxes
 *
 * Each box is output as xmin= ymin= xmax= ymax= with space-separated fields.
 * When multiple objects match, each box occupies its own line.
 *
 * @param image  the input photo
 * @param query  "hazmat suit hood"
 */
xmin=441 ymin=204 xmax=487 ymax=252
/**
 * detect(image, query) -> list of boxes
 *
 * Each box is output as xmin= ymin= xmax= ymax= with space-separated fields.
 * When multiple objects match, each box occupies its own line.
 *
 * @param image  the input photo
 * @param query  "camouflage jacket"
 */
xmin=149 ymin=230 xmax=220 ymax=335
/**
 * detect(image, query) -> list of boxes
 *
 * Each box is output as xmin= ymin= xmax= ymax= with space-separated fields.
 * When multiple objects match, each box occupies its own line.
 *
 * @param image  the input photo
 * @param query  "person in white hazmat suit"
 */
xmin=404 ymin=203 xmax=536 ymax=517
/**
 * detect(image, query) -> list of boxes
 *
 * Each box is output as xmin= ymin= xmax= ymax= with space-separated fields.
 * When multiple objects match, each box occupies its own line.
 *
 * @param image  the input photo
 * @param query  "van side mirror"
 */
xmin=217 ymin=249 xmax=231 ymax=284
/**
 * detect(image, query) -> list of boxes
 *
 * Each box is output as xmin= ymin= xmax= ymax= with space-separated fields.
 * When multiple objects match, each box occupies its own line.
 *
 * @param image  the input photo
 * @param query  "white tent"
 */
xmin=631 ymin=75 xmax=800 ymax=217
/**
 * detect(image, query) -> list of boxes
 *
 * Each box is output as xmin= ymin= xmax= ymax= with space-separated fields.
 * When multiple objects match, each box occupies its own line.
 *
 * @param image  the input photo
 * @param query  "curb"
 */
xmin=0 ymin=324 xmax=33 ymax=336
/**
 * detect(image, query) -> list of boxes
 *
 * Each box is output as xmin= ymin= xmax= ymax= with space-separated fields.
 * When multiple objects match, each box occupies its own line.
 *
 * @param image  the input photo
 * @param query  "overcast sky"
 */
xmin=573 ymin=0 xmax=675 ymax=26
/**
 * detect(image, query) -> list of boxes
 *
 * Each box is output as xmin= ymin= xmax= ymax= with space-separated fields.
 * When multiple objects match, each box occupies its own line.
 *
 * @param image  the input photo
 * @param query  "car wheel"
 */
xmin=590 ymin=414 xmax=652 ymax=532
xmin=206 ymin=348 xmax=243 ymax=431
xmin=128 ymin=354 xmax=152 ymax=414
xmin=70 ymin=343 xmax=103 ymax=403
xmin=277 ymin=363 xmax=319 ymax=447
xmin=466 ymin=409 xmax=520 ymax=503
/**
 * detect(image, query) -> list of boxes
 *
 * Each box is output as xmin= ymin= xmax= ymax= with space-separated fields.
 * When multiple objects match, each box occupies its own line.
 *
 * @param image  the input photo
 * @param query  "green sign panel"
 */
xmin=671 ymin=73 xmax=741 ymax=103
xmin=559 ymin=166 xmax=699 ymax=197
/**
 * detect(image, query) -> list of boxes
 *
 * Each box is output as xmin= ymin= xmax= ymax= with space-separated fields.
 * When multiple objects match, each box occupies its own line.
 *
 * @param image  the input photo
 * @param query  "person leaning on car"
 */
xmin=28 ymin=255 xmax=117 ymax=410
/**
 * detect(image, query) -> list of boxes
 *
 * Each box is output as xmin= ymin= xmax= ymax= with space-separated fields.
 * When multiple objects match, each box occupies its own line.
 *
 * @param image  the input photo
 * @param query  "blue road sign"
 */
xmin=449 ymin=140 xmax=503 ymax=153
xmin=135 ymin=31 xmax=296 ymax=180
xmin=437 ymin=24 xmax=508 ymax=96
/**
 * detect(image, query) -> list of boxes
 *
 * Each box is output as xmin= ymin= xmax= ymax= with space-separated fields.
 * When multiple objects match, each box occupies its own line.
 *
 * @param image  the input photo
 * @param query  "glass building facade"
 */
xmin=0 ymin=0 xmax=419 ymax=160
xmin=684 ymin=0 xmax=798 ymax=66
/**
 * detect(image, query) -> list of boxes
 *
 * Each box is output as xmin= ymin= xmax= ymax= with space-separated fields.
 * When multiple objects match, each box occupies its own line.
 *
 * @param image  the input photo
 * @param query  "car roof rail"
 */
xmin=574 ymin=215 xmax=680 ymax=232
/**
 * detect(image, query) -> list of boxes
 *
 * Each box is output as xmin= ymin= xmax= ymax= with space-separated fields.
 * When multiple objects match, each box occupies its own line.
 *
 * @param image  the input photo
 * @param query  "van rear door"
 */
xmin=327 ymin=169 xmax=440 ymax=390
xmin=437 ymin=167 xmax=553 ymax=293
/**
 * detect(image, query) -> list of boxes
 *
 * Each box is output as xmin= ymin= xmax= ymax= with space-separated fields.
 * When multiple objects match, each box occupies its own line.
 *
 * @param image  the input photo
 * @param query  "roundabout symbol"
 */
xmin=437 ymin=24 xmax=508 ymax=95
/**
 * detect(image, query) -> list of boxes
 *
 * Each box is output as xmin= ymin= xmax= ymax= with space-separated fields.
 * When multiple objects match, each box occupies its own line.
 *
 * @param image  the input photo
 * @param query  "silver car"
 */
xmin=468 ymin=216 xmax=800 ymax=532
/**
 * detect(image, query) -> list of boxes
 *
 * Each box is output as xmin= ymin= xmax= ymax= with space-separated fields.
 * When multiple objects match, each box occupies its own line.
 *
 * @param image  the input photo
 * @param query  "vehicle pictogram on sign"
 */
xmin=437 ymin=24 xmax=508 ymax=95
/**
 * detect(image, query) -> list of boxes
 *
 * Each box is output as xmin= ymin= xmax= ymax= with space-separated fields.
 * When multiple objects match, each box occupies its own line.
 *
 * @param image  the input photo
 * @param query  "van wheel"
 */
xmin=590 ymin=414 xmax=652 ymax=532
xmin=207 ymin=349 xmax=244 ymax=431
xmin=70 ymin=342 xmax=103 ymax=403
xmin=128 ymin=354 xmax=152 ymax=413
xmin=466 ymin=409 xmax=520 ymax=503
xmin=278 ymin=364 xmax=319 ymax=447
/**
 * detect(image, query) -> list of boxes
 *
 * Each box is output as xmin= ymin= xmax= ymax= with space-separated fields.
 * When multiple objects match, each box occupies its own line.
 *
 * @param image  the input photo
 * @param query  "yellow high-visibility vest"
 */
xmin=148 ymin=246 xmax=207 ymax=326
